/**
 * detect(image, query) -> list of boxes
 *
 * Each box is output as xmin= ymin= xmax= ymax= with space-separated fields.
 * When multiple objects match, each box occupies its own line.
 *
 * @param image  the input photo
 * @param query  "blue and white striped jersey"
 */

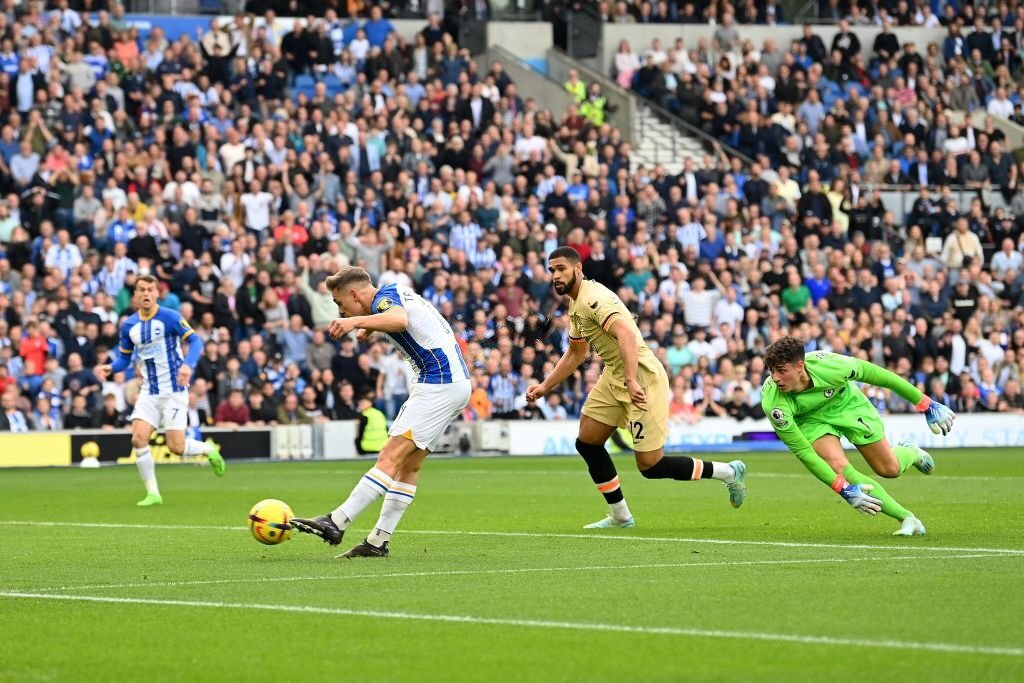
xmin=372 ymin=284 xmax=470 ymax=385
xmin=119 ymin=306 xmax=195 ymax=395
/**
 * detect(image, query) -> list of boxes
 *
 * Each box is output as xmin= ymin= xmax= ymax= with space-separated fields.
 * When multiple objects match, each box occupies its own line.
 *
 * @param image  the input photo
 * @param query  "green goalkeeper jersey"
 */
xmin=760 ymin=351 xmax=924 ymax=487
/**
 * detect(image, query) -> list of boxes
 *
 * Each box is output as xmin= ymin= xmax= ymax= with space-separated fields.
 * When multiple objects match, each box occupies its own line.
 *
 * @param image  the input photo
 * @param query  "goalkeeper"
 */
xmin=761 ymin=336 xmax=956 ymax=536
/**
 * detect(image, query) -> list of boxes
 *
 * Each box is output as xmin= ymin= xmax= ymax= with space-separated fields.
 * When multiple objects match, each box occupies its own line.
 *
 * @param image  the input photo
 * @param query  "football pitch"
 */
xmin=1 ymin=449 xmax=1023 ymax=682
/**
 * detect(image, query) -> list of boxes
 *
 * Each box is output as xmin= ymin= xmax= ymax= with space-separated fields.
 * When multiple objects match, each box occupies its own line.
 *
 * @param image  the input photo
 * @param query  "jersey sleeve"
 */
xmin=176 ymin=312 xmax=195 ymax=341
xmin=109 ymin=320 xmax=135 ymax=373
xmin=117 ymin=320 xmax=134 ymax=356
xmin=583 ymin=288 xmax=623 ymax=334
xmin=761 ymin=380 xmax=840 ymax=488
xmin=850 ymin=357 xmax=923 ymax=405
xmin=373 ymin=287 xmax=406 ymax=314
xmin=568 ymin=311 xmax=585 ymax=343
xmin=813 ymin=352 xmax=923 ymax=405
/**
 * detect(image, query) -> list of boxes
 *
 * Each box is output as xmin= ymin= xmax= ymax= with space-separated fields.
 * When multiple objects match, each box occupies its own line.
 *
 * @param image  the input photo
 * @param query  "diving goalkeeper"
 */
xmin=761 ymin=336 xmax=956 ymax=536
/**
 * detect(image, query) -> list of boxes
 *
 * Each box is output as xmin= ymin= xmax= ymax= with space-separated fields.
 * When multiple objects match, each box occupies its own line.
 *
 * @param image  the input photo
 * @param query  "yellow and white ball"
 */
xmin=247 ymin=499 xmax=294 ymax=545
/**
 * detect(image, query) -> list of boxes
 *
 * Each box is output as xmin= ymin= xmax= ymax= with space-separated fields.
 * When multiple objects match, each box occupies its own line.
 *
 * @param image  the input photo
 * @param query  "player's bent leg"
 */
xmin=130 ymin=419 xmax=162 ymax=507
xmin=163 ymin=393 xmax=225 ymax=476
xmin=165 ymin=431 xmax=225 ymax=476
xmin=577 ymin=416 xmax=634 ymax=528
xmin=855 ymin=439 xmax=906 ymax=479
xmin=813 ymin=435 xmax=917 ymax=526
xmin=635 ymin=448 xmax=746 ymax=508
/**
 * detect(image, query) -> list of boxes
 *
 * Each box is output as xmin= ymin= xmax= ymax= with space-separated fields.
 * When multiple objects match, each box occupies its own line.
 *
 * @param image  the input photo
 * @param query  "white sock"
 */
xmin=135 ymin=447 xmax=159 ymax=494
xmin=610 ymin=499 xmax=632 ymax=522
xmin=332 ymin=467 xmax=393 ymax=530
xmin=710 ymin=462 xmax=735 ymax=482
xmin=184 ymin=438 xmax=212 ymax=457
xmin=367 ymin=482 xmax=417 ymax=547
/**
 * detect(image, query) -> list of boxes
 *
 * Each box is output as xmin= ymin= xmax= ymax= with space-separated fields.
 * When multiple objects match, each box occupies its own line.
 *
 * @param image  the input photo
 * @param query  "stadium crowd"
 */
xmin=0 ymin=1 xmax=1022 ymax=440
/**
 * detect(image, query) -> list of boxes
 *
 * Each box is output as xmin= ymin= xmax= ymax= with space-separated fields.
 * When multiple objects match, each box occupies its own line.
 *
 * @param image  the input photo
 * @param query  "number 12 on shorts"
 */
xmin=629 ymin=420 xmax=644 ymax=442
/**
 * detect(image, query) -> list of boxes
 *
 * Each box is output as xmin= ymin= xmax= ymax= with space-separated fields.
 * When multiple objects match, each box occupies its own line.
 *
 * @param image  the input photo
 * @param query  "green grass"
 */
xmin=1 ymin=449 xmax=1023 ymax=682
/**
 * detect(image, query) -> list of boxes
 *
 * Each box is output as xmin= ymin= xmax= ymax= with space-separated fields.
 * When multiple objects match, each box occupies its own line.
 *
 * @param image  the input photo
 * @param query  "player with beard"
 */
xmin=526 ymin=247 xmax=746 ymax=527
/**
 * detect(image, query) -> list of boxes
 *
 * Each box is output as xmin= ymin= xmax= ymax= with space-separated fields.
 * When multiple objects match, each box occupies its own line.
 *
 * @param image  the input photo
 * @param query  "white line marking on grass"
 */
xmin=281 ymin=469 xmax=1022 ymax=482
xmin=399 ymin=530 xmax=1024 ymax=556
xmin=2 ymin=520 xmax=1023 ymax=556
xmin=0 ymin=520 xmax=236 ymax=530
xmin=34 ymin=553 xmax=1008 ymax=593
xmin=1 ymin=591 xmax=1021 ymax=657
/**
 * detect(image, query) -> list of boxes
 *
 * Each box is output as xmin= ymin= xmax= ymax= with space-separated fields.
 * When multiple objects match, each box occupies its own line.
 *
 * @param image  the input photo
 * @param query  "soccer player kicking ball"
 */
xmin=761 ymin=336 xmax=956 ymax=536
xmin=526 ymin=248 xmax=746 ymax=528
xmin=97 ymin=275 xmax=225 ymax=506
xmin=290 ymin=267 xmax=471 ymax=558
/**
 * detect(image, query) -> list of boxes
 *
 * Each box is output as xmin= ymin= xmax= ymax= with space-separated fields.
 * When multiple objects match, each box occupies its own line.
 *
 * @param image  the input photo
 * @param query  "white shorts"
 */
xmin=131 ymin=391 xmax=189 ymax=432
xmin=391 ymin=380 xmax=471 ymax=452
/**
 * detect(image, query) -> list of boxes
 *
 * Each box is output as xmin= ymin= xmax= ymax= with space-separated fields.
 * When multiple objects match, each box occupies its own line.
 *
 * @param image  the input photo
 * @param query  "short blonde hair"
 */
xmin=325 ymin=266 xmax=372 ymax=293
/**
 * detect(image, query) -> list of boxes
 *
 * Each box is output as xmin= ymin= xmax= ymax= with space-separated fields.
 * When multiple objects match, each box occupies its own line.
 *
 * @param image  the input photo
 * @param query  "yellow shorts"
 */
xmin=581 ymin=369 xmax=670 ymax=452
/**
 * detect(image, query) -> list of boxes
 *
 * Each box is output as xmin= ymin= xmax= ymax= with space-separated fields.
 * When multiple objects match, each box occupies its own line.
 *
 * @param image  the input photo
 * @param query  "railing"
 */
xmin=638 ymin=97 xmax=756 ymax=169
xmin=791 ymin=0 xmax=821 ymax=24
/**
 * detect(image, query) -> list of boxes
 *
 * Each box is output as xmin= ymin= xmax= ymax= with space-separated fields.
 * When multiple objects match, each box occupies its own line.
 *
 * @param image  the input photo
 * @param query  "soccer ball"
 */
xmin=247 ymin=499 xmax=294 ymax=545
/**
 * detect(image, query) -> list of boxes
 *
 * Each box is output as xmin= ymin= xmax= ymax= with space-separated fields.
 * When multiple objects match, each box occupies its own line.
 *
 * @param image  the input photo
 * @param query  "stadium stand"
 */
xmin=0 ymin=1 xmax=1021 ymax=442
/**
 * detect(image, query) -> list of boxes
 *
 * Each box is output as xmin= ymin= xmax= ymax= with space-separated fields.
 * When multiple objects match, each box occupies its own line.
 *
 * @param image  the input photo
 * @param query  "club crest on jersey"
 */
xmin=770 ymin=408 xmax=789 ymax=428
xmin=376 ymin=298 xmax=393 ymax=313
xmin=824 ymin=389 xmax=835 ymax=398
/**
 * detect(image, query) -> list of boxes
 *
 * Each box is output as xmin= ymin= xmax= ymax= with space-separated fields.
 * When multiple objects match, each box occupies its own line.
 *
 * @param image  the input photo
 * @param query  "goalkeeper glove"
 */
xmin=915 ymin=396 xmax=956 ymax=436
xmin=838 ymin=483 xmax=882 ymax=516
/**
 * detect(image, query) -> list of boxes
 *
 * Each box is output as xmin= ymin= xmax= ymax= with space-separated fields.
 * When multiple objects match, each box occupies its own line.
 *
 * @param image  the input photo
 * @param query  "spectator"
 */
xmin=355 ymin=392 xmax=387 ymax=454
xmin=215 ymin=389 xmax=251 ymax=427
xmin=276 ymin=392 xmax=311 ymax=425
xmin=93 ymin=392 xmax=127 ymax=430
xmin=0 ymin=388 xmax=33 ymax=431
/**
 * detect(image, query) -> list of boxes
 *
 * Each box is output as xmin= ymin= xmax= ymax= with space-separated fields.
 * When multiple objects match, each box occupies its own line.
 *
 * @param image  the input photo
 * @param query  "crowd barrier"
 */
xmin=507 ymin=414 xmax=1024 ymax=455
xmin=0 ymin=414 xmax=1019 ymax=468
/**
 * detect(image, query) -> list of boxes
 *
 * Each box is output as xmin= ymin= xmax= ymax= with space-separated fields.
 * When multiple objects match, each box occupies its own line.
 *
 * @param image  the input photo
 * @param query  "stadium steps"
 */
xmin=631 ymin=106 xmax=705 ymax=175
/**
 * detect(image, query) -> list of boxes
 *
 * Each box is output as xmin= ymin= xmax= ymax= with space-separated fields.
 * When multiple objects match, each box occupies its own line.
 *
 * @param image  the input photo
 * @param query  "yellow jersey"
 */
xmin=567 ymin=280 xmax=664 ymax=386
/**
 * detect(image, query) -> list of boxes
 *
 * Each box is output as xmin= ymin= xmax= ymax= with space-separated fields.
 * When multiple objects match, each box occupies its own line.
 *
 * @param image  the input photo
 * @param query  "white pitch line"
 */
xmin=399 ymin=529 xmax=1024 ymax=556
xmin=284 ymin=468 xmax=1022 ymax=482
xmin=2 ymin=520 xmax=1023 ymax=556
xmin=0 ymin=591 xmax=1020 ymax=657
xmin=33 ymin=552 xmax=1008 ymax=593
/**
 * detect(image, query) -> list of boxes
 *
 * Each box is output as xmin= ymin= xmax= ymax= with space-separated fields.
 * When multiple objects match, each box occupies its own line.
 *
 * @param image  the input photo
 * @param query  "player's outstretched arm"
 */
xmin=526 ymin=339 xmax=588 ymax=402
xmin=98 ymin=322 xmax=135 ymax=378
xmin=327 ymin=308 xmax=409 ymax=339
xmin=848 ymin=357 xmax=956 ymax=434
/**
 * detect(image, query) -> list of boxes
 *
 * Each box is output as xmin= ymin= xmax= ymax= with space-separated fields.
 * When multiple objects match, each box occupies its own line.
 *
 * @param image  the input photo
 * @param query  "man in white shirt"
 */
xmin=987 ymin=87 xmax=1015 ymax=119
xmin=680 ymin=277 xmax=717 ymax=329
xmin=686 ymin=327 xmax=715 ymax=361
xmin=44 ymin=229 xmax=83 ymax=280
xmin=990 ymin=237 xmax=1023 ymax=278
xmin=713 ymin=287 xmax=745 ymax=330
xmin=513 ymin=123 xmax=546 ymax=161
xmin=219 ymin=128 xmax=247 ymax=174
xmin=675 ymin=209 xmax=706 ymax=254
xmin=240 ymin=180 xmax=274 ymax=233
xmin=658 ymin=265 xmax=690 ymax=313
